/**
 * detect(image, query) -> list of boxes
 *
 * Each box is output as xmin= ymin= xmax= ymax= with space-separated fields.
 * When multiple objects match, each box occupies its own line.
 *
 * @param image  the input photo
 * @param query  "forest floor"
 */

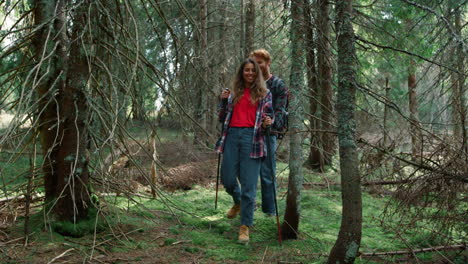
xmin=0 ymin=124 xmax=466 ymax=263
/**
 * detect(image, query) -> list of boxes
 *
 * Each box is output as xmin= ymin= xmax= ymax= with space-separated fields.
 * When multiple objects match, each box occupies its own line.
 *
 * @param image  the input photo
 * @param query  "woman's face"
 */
xmin=242 ymin=62 xmax=257 ymax=85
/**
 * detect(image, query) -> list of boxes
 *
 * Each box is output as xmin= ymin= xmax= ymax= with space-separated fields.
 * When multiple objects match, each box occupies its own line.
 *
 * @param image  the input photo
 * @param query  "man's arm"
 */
xmin=273 ymin=79 xmax=288 ymax=130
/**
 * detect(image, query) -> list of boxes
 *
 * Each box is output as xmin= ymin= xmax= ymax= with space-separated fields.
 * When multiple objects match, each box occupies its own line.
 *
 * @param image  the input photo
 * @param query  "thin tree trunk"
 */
xmin=131 ymin=78 xmax=146 ymax=121
xmin=451 ymin=5 xmax=467 ymax=156
xmin=383 ymin=77 xmax=390 ymax=148
xmin=261 ymin=1 xmax=266 ymax=47
xmin=405 ymin=18 xmax=423 ymax=159
xmin=194 ymin=0 xmax=208 ymax=145
xmin=303 ymin=0 xmax=322 ymax=171
xmin=244 ymin=0 xmax=255 ymax=57
xmin=317 ymin=0 xmax=335 ymax=167
xmin=282 ymin=0 xmax=305 ymax=240
xmin=408 ymin=59 xmax=422 ymax=159
xmin=207 ymin=0 xmax=217 ymax=137
xmin=239 ymin=0 xmax=244 ymax=59
xmin=328 ymin=0 xmax=362 ymax=262
xmin=219 ymin=0 xmax=229 ymax=90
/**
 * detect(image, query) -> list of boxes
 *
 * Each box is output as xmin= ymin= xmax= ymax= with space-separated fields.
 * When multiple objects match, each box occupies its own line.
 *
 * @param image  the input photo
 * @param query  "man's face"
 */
xmin=253 ymin=56 xmax=270 ymax=77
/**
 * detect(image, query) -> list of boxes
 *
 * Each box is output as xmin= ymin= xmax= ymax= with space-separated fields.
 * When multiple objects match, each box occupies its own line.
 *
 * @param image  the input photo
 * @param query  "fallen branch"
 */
xmin=170 ymin=239 xmax=191 ymax=245
xmin=303 ymin=179 xmax=415 ymax=187
xmin=361 ymin=244 xmax=466 ymax=257
xmin=47 ymin=248 xmax=75 ymax=264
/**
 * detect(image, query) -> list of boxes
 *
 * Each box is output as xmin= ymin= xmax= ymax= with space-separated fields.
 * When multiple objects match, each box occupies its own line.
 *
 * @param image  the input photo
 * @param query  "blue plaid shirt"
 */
xmin=215 ymin=90 xmax=274 ymax=158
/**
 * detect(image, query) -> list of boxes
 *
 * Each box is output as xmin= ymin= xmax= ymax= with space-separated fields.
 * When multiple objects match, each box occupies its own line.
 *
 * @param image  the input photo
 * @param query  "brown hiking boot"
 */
xmin=226 ymin=204 xmax=241 ymax=219
xmin=238 ymin=225 xmax=249 ymax=244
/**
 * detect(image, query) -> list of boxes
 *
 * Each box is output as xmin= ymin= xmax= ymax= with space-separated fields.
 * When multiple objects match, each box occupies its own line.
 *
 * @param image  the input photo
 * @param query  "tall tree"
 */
xmin=282 ymin=0 xmax=305 ymax=240
xmin=239 ymin=0 xmax=244 ymax=59
xmin=194 ymin=0 xmax=209 ymax=145
xmin=406 ymin=18 xmax=423 ymax=159
xmin=33 ymin=0 xmax=91 ymax=221
xmin=55 ymin=0 xmax=91 ymax=220
xmin=304 ymin=0 xmax=322 ymax=170
xmin=244 ymin=0 xmax=255 ymax=57
xmin=407 ymin=57 xmax=422 ymax=158
xmin=450 ymin=2 xmax=466 ymax=154
xmin=328 ymin=0 xmax=362 ymax=262
xmin=317 ymin=0 xmax=335 ymax=168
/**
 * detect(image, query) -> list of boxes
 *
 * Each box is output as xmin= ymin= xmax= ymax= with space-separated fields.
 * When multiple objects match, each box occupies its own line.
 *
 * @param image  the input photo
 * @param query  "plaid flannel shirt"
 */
xmin=266 ymin=75 xmax=288 ymax=133
xmin=215 ymin=90 xmax=274 ymax=158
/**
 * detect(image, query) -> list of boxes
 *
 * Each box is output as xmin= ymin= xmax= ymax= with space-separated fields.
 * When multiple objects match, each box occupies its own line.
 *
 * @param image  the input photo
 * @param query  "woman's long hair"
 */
xmin=231 ymin=58 xmax=267 ymax=105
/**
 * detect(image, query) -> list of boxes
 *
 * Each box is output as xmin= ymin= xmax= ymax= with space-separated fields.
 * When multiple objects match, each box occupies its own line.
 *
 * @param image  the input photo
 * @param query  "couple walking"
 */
xmin=215 ymin=49 xmax=288 ymax=244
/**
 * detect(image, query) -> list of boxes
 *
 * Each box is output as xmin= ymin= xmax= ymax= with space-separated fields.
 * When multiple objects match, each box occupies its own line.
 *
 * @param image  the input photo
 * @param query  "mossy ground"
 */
xmin=0 ymin=125 xmax=466 ymax=263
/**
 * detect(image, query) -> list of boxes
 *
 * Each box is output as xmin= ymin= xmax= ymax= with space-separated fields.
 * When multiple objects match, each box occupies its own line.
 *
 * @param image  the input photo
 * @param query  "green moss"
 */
xmin=51 ymin=207 xmax=106 ymax=237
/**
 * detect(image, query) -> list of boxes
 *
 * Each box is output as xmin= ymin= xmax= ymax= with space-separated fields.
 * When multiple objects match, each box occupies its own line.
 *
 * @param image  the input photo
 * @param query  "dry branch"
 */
xmin=361 ymin=244 xmax=466 ymax=257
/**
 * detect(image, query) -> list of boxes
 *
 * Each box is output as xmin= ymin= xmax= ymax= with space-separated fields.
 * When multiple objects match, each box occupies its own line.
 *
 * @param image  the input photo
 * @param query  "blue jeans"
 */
xmin=260 ymin=134 xmax=277 ymax=215
xmin=221 ymin=127 xmax=261 ymax=226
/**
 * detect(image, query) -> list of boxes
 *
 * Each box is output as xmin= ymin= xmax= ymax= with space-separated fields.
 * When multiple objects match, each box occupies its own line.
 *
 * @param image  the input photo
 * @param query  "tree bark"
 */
xmin=239 ymin=0 xmax=244 ymax=59
xmin=317 ymin=0 xmax=335 ymax=167
xmin=303 ymin=0 xmax=322 ymax=170
xmin=55 ymin=0 xmax=91 ymax=221
xmin=33 ymin=0 xmax=66 ymax=207
xmin=383 ymin=77 xmax=390 ymax=148
xmin=408 ymin=59 xmax=422 ymax=159
xmin=282 ymin=0 xmax=305 ymax=240
xmin=33 ymin=0 xmax=91 ymax=221
xmin=405 ymin=18 xmax=423 ymax=159
xmin=327 ymin=0 xmax=362 ymax=262
xmin=451 ymin=4 xmax=467 ymax=155
xmin=244 ymin=0 xmax=255 ymax=58
xmin=194 ymin=0 xmax=208 ymax=145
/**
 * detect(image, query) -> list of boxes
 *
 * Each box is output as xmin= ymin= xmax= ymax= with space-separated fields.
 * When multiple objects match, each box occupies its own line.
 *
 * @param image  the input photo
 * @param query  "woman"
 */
xmin=216 ymin=58 xmax=274 ymax=244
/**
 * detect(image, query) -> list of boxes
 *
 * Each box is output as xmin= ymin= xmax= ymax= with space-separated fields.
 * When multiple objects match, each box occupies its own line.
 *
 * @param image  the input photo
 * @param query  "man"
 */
xmin=249 ymin=49 xmax=288 ymax=217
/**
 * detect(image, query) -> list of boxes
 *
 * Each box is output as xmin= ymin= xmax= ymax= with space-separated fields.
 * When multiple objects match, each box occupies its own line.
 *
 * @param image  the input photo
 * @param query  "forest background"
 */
xmin=0 ymin=0 xmax=466 ymax=263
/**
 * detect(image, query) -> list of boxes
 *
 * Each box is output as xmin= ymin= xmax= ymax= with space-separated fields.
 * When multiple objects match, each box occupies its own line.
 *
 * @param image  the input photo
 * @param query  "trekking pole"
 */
xmin=215 ymin=151 xmax=221 ymax=209
xmin=266 ymin=127 xmax=282 ymax=245
xmin=215 ymin=88 xmax=229 ymax=209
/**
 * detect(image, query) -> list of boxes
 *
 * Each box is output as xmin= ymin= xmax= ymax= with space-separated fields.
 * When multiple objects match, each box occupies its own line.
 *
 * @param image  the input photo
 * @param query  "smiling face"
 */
xmin=242 ymin=62 xmax=257 ymax=86
xmin=253 ymin=55 xmax=270 ymax=79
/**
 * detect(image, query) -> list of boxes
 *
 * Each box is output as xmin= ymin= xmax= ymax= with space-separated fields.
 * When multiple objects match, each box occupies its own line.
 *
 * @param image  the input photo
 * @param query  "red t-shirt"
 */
xmin=229 ymin=87 xmax=258 ymax=127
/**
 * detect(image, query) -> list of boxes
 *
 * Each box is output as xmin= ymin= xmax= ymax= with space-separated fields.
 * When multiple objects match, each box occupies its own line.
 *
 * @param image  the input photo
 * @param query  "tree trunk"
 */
xmin=451 ymin=5 xmax=466 ymax=155
xmin=317 ymin=0 xmax=335 ymax=167
xmin=327 ymin=0 xmax=362 ymax=262
xmin=194 ymin=0 xmax=208 ymax=145
xmin=244 ymin=0 xmax=255 ymax=58
xmin=219 ymin=0 xmax=229 ymax=90
xmin=132 ymin=78 xmax=146 ymax=121
xmin=282 ymin=0 xmax=305 ymax=240
xmin=408 ymin=59 xmax=422 ymax=159
xmin=405 ymin=18 xmax=423 ymax=159
xmin=33 ymin=0 xmax=91 ymax=221
xmin=33 ymin=0 xmax=66 ymax=208
xmin=239 ymin=0 xmax=244 ymax=59
xmin=207 ymin=0 xmax=217 ymax=137
xmin=54 ymin=0 xmax=91 ymax=221
xmin=303 ymin=0 xmax=322 ymax=171
xmin=383 ymin=77 xmax=390 ymax=148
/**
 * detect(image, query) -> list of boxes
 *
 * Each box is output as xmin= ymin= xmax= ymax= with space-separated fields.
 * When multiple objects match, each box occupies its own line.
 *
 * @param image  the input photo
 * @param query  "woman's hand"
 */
xmin=221 ymin=89 xmax=230 ymax=99
xmin=262 ymin=116 xmax=272 ymax=128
